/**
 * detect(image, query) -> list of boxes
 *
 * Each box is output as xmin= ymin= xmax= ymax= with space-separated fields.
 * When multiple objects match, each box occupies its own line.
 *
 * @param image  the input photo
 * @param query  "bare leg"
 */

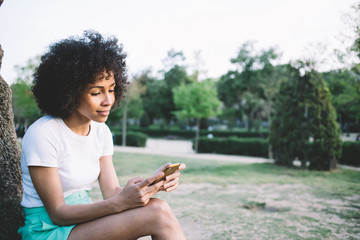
xmin=68 ymin=198 xmax=186 ymax=240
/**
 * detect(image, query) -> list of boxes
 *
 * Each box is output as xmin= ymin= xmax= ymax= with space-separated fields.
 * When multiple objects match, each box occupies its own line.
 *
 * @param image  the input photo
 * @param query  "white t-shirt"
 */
xmin=20 ymin=116 xmax=114 ymax=208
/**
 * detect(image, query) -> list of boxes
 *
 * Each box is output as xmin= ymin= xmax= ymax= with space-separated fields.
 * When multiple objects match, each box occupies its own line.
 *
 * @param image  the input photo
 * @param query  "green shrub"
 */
xmin=197 ymin=137 xmax=268 ymax=158
xmin=210 ymin=130 xmax=268 ymax=138
xmin=109 ymin=126 xmax=269 ymax=139
xmin=340 ymin=141 xmax=360 ymax=167
xmin=270 ymin=63 xmax=341 ymax=170
xmin=113 ymin=131 xmax=148 ymax=147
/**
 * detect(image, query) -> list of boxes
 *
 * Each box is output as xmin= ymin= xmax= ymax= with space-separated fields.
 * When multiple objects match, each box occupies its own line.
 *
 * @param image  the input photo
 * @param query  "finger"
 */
xmin=164 ymin=182 xmax=179 ymax=192
xmin=164 ymin=170 xmax=180 ymax=182
xmin=128 ymin=176 xmax=143 ymax=184
xmin=142 ymin=179 xmax=164 ymax=197
xmin=163 ymin=178 xmax=178 ymax=190
xmin=179 ymin=163 xmax=186 ymax=170
xmin=139 ymin=171 xmax=164 ymax=188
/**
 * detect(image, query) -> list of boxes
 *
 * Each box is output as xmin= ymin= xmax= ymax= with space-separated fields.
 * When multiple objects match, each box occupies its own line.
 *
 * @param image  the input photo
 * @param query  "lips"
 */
xmin=97 ymin=110 xmax=110 ymax=116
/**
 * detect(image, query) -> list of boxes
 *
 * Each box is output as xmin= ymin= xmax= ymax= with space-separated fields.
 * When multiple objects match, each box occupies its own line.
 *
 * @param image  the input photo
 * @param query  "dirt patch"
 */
xmin=90 ymin=182 xmax=360 ymax=239
xmin=156 ymin=183 xmax=360 ymax=240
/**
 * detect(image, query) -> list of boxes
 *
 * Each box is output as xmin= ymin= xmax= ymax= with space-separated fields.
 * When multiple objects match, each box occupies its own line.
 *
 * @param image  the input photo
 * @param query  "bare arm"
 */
xmin=98 ymin=155 xmax=121 ymax=199
xmin=29 ymin=165 xmax=165 ymax=226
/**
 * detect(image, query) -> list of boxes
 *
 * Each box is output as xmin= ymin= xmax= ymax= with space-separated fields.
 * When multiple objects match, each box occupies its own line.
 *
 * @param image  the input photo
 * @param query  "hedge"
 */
xmin=197 ymin=137 xmax=269 ymax=158
xmin=111 ymin=127 xmax=359 ymax=167
xmin=113 ymin=131 xmax=148 ymax=147
xmin=209 ymin=130 xmax=268 ymax=139
xmin=339 ymin=141 xmax=360 ymax=167
xmin=197 ymin=137 xmax=360 ymax=167
xmin=109 ymin=127 xmax=268 ymax=139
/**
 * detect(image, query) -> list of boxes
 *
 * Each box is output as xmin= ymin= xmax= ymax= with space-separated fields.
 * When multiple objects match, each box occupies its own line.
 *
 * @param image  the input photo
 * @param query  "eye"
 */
xmin=90 ymin=92 xmax=100 ymax=96
xmin=109 ymin=89 xmax=115 ymax=93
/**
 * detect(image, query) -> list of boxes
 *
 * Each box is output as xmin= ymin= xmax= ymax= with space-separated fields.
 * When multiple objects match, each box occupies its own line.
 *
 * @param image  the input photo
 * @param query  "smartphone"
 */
xmin=149 ymin=163 xmax=181 ymax=186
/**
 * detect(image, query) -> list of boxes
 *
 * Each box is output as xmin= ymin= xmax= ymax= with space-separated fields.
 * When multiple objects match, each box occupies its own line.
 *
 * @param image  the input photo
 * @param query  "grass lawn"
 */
xmin=90 ymin=152 xmax=360 ymax=240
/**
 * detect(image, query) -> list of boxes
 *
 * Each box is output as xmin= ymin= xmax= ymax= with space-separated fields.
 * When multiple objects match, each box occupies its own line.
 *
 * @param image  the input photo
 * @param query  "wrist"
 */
xmin=107 ymin=194 xmax=126 ymax=213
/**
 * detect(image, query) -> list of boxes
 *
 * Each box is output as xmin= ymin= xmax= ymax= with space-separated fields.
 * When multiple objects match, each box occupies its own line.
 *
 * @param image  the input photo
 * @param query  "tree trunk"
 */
xmin=195 ymin=118 xmax=200 ymax=153
xmin=122 ymin=98 xmax=127 ymax=146
xmin=0 ymin=44 xmax=24 ymax=240
xmin=267 ymin=102 xmax=273 ymax=159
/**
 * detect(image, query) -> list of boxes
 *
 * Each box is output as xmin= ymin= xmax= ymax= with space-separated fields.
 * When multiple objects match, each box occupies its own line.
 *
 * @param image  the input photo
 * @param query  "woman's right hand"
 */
xmin=113 ymin=172 xmax=165 ymax=212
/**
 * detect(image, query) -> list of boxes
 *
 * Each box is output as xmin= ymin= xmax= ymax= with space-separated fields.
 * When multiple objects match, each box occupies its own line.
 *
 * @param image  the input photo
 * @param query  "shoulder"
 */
xmin=25 ymin=116 xmax=60 ymax=136
xmin=21 ymin=116 xmax=63 ymax=161
xmin=23 ymin=116 xmax=63 ymax=145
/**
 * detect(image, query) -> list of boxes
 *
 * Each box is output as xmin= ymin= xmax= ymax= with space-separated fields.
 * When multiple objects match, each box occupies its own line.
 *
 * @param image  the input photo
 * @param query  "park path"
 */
xmin=114 ymin=138 xmax=272 ymax=164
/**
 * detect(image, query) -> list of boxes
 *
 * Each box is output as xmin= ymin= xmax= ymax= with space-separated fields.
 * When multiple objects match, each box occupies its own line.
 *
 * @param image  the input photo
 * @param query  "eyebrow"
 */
xmin=88 ymin=83 xmax=116 ymax=90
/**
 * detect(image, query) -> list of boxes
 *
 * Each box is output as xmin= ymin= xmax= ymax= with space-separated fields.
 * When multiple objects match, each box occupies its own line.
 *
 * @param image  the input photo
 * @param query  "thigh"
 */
xmin=68 ymin=198 xmax=170 ymax=240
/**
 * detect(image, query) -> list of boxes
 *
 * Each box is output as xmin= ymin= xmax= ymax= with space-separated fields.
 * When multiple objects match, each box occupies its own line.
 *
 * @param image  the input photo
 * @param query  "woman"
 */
xmin=18 ymin=30 xmax=186 ymax=240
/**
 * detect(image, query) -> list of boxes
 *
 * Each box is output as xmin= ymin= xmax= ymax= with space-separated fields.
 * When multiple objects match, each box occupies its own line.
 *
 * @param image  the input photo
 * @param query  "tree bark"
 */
xmin=195 ymin=118 xmax=200 ymax=153
xmin=122 ymin=98 xmax=127 ymax=146
xmin=0 ymin=44 xmax=24 ymax=240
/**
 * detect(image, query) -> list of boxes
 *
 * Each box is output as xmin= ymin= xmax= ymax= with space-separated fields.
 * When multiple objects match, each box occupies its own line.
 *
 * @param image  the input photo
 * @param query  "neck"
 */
xmin=62 ymin=115 xmax=91 ymax=136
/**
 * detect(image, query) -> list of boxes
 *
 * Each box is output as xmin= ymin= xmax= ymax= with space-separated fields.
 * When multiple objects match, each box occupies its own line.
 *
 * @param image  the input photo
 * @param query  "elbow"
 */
xmin=48 ymin=207 xmax=69 ymax=226
xmin=50 ymin=214 xmax=67 ymax=226
xmin=51 ymin=218 xmax=66 ymax=226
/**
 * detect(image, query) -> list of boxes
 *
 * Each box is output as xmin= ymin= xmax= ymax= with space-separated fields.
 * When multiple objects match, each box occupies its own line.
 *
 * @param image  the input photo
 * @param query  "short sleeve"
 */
xmin=22 ymin=125 xmax=59 ymax=167
xmin=102 ymin=124 xmax=114 ymax=156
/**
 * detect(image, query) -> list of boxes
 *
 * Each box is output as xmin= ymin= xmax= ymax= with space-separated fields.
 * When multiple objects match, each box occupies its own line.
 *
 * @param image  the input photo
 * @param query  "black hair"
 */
xmin=32 ymin=30 xmax=127 ymax=118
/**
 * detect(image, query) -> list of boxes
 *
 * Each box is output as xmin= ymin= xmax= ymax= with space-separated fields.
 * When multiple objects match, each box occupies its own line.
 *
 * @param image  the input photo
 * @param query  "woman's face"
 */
xmin=75 ymin=71 xmax=116 ymax=123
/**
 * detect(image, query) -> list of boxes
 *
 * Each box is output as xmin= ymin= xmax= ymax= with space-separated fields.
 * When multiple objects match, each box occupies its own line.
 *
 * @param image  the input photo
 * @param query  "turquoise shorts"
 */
xmin=18 ymin=190 xmax=92 ymax=240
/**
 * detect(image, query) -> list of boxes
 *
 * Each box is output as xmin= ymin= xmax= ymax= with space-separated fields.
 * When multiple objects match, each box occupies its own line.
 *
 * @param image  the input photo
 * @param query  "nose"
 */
xmin=101 ymin=92 xmax=114 ymax=106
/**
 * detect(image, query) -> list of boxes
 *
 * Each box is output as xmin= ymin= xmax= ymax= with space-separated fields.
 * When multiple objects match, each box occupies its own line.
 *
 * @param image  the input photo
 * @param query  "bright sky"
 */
xmin=0 ymin=0 xmax=357 ymax=84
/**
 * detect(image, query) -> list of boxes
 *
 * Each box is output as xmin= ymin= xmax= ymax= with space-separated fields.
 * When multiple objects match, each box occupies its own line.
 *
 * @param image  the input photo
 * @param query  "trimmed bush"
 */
xmin=197 ymin=137 xmax=269 ymax=158
xmin=113 ymin=131 xmax=148 ymax=147
xmin=348 ymin=123 xmax=360 ymax=132
xmin=109 ymin=126 xmax=268 ymax=139
xmin=339 ymin=141 xmax=360 ymax=167
xmin=210 ymin=130 xmax=268 ymax=139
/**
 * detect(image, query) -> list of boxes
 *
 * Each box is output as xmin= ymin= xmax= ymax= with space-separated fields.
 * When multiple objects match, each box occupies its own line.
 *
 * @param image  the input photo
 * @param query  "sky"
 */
xmin=0 ymin=0 xmax=357 ymax=85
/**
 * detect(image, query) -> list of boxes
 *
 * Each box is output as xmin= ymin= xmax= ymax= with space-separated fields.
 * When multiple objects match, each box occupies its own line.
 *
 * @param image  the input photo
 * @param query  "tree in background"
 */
xmin=129 ymin=69 xmax=164 ymax=126
xmin=141 ymin=79 xmax=168 ymax=126
xmin=270 ymin=61 xmax=342 ymax=170
xmin=107 ymin=76 xmax=144 ymax=126
xmin=161 ymin=50 xmax=191 ymax=125
xmin=173 ymin=79 xmax=221 ymax=152
xmin=0 ymin=1 xmax=24 ymax=237
xmin=270 ymin=63 xmax=309 ymax=167
xmin=217 ymin=70 xmax=242 ymax=129
xmin=323 ymin=69 xmax=360 ymax=132
xmin=11 ymin=57 xmax=41 ymax=136
xmin=217 ymin=42 xmax=282 ymax=131
xmin=350 ymin=2 xmax=360 ymax=60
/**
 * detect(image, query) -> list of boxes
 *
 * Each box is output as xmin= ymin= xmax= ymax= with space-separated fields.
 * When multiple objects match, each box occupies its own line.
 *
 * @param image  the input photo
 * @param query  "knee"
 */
xmin=147 ymin=198 xmax=172 ymax=215
xmin=147 ymin=198 xmax=176 ymax=224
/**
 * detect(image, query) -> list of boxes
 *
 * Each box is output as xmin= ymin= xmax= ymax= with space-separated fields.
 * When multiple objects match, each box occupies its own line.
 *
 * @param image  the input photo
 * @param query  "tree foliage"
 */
xmin=162 ymin=64 xmax=191 ymax=124
xmin=217 ymin=42 xmax=282 ymax=131
xmin=107 ymin=78 xmax=144 ymax=126
xmin=270 ymin=61 xmax=342 ymax=170
xmin=173 ymin=79 xmax=221 ymax=152
xmin=11 ymin=57 xmax=41 ymax=128
xmin=323 ymin=69 xmax=360 ymax=130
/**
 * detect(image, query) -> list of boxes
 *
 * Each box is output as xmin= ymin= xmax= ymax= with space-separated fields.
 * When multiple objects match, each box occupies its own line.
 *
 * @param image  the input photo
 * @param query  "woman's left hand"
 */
xmin=160 ymin=163 xmax=186 ymax=192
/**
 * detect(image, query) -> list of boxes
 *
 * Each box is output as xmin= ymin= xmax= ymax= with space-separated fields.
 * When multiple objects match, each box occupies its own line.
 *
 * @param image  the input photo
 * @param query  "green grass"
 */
xmin=112 ymin=152 xmax=360 ymax=191
xmin=92 ymin=152 xmax=360 ymax=240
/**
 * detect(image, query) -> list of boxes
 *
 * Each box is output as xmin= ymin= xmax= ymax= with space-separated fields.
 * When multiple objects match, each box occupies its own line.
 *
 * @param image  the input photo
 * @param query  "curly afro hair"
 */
xmin=32 ymin=30 xmax=128 ymax=118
